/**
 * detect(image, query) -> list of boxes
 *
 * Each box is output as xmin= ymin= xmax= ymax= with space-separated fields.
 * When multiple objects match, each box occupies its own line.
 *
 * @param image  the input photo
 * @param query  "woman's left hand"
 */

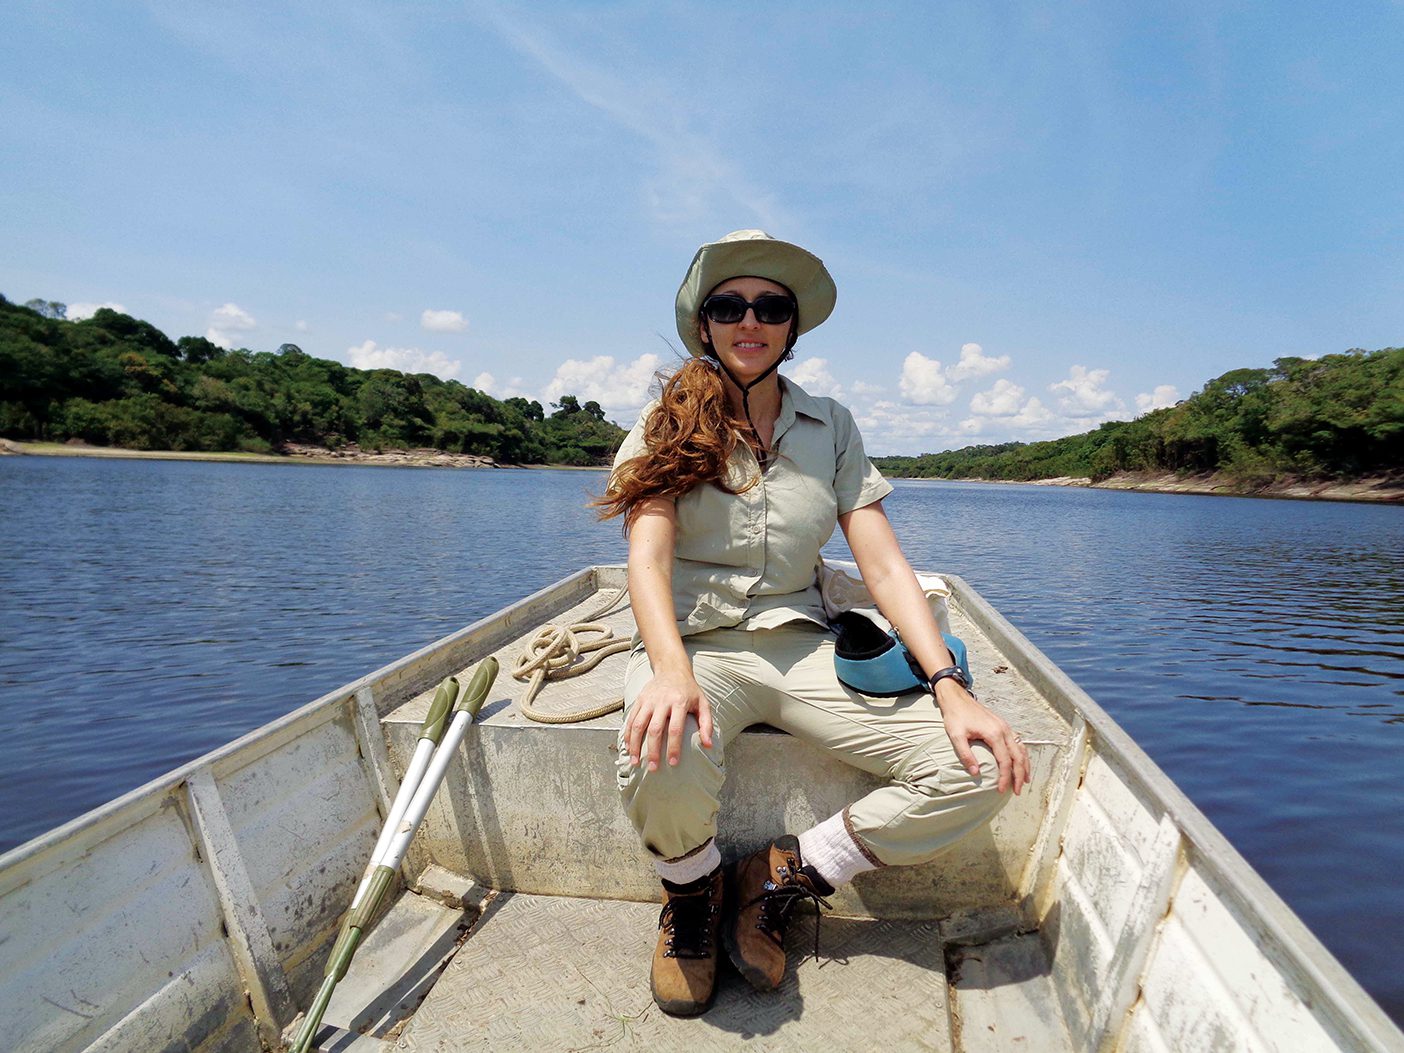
xmin=934 ymin=682 xmax=1031 ymax=795
xmin=838 ymin=500 xmax=1032 ymax=795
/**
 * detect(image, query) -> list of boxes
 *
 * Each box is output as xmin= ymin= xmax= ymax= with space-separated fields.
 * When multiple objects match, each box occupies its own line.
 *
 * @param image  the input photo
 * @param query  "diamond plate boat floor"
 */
xmin=397 ymin=891 xmax=952 ymax=1052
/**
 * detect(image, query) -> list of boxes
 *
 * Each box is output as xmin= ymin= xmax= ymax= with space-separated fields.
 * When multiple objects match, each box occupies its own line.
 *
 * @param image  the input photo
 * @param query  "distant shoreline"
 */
xmin=6 ymin=441 xmax=1394 ymax=500
xmin=888 ymin=470 xmax=1404 ymax=505
xmin=0 ymin=439 xmax=609 ymax=472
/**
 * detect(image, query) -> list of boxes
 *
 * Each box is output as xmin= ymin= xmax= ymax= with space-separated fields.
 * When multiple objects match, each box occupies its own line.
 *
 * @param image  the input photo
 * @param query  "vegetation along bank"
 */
xmin=873 ymin=348 xmax=1402 ymax=502
xmin=0 ymin=296 xmax=626 ymax=467
xmin=3 ymin=295 xmax=1399 ymax=497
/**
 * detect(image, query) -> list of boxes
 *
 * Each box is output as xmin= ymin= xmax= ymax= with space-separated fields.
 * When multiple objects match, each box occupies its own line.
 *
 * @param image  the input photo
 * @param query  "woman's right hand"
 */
xmin=621 ymin=496 xmax=707 ymax=772
xmin=623 ymin=666 xmax=713 ymax=772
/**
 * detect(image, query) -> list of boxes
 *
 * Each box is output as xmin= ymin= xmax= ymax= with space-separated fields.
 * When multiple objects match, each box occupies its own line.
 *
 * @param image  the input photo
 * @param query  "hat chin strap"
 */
xmin=701 ymin=319 xmax=794 ymax=469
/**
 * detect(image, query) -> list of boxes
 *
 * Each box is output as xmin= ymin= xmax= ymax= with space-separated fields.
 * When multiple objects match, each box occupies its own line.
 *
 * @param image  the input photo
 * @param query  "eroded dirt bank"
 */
xmin=927 ymin=470 xmax=1403 ymax=504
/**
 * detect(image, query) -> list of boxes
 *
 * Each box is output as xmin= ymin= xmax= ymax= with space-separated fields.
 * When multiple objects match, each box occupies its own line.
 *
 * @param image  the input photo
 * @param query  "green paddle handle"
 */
xmin=324 ymin=864 xmax=396 ymax=978
xmin=292 ymin=971 xmax=339 ymax=1053
xmin=453 ymin=657 xmax=499 ymax=717
xmin=348 ymin=864 xmax=396 ymax=933
xmin=419 ymin=676 xmax=458 ymax=745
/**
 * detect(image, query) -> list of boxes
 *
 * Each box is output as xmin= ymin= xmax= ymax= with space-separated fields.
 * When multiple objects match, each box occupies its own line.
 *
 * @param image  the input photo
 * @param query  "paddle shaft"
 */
xmin=290 ymin=660 xmax=496 ymax=1053
xmin=347 ymin=677 xmax=458 ymax=910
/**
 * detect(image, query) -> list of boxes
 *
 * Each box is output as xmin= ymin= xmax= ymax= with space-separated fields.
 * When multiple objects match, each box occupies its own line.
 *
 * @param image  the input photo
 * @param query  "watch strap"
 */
xmin=928 ymin=666 xmax=970 ymax=692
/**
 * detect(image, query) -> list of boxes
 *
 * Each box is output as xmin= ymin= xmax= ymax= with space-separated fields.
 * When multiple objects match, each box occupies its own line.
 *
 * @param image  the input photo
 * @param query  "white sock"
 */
xmin=798 ymin=811 xmax=878 ymax=888
xmin=654 ymin=840 xmax=721 ymax=885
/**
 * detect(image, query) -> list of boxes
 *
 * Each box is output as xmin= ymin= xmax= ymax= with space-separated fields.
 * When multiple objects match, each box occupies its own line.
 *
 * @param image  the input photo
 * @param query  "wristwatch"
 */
xmin=928 ymin=666 xmax=971 ymax=693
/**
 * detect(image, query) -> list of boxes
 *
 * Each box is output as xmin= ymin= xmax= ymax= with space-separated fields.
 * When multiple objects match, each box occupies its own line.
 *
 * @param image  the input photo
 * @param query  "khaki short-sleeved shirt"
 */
xmin=612 ymin=376 xmax=893 ymax=636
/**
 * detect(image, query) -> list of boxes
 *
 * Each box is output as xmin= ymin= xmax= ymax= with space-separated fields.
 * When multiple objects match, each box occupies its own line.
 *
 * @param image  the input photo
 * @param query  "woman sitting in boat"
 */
xmin=597 ymin=229 xmax=1031 ymax=1017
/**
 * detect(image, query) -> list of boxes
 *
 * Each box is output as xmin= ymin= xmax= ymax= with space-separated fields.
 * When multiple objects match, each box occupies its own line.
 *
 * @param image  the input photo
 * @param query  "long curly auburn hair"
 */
xmin=594 ymin=357 xmax=759 ymax=529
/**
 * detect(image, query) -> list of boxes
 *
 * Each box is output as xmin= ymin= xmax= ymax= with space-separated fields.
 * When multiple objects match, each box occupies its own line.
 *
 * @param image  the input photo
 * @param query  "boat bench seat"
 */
xmin=380 ymin=576 xmax=1069 ymax=922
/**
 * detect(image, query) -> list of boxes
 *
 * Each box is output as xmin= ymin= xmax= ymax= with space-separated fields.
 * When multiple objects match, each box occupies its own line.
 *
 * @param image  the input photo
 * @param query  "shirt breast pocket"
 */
xmin=674 ymin=480 xmax=750 ymax=565
xmin=768 ymin=460 xmax=839 ymax=574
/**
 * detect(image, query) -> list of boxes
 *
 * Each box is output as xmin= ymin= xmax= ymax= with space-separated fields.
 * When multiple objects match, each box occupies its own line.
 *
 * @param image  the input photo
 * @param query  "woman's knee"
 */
xmin=893 ymin=738 xmax=1010 ymax=811
xmin=855 ymin=742 xmax=1011 ymax=867
xmin=616 ymin=716 xmax=726 ymax=860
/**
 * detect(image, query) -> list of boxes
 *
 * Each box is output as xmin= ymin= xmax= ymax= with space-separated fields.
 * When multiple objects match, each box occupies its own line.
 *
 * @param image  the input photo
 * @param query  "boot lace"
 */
xmin=658 ymin=887 xmax=719 ymax=960
xmin=744 ymin=857 xmax=833 ymax=961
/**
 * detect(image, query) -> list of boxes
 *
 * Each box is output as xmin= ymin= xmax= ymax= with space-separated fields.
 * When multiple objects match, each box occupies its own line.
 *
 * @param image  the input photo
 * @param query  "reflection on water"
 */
xmin=1 ymin=460 xmax=1402 ymax=1023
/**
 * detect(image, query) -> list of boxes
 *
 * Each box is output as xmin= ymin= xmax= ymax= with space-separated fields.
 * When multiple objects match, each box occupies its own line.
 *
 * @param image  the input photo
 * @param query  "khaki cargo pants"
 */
xmin=616 ymin=622 xmax=1008 ymax=865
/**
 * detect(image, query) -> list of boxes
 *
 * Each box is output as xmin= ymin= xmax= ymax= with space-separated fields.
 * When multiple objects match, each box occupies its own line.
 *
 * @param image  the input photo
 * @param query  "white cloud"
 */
xmin=1011 ymin=397 xmax=1058 ymax=429
xmin=1135 ymin=384 xmax=1180 ymax=412
xmin=542 ymin=353 xmax=662 ymax=422
xmin=473 ymin=372 xmax=533 ymax=400
xmin=206 ymin=303 xmax=257 ymax=349
xmin=67 ymin=301 xmax=126 ymax=321
xmin=383 ymin=312 xmax=403 ymax=323
xmin=346 ymin=339 xmax=461 ymax=379
xmin=969 ymin=378 xmax=1026 ymax=417
xmin=961 ymin=379 xmax=1060 ymax=438
xmin=945 ymin=364 xmax=1130 ymax=439
xmin=421 ymin=308 xmax=469 ymax=333
xmin=294 ymin=320 xmax=309 ymax=332
xmin=899 ymin=351 xmax=958 ymax=405
xmin=947 ymin=342 xmax=1011 ymax=382
xmin=784 ymin=357 xmax=842 ymax=398
xmin=1050 ymin=364 xmax=1123 ymax=417
xmin=867 ymin=346 xmax=1019 ymax=448
xmin=865 ymin=352 xmax=1153 ymax=452
xmin=857 ymin=400 xmax=944 ymax=437
xmin=854 ymin=399 xmax=963 ymax=454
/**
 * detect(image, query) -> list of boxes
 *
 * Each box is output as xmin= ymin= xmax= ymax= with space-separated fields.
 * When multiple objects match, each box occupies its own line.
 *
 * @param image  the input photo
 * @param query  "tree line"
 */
xmin=0 ymin=296 xmax=626 ymax=465
xmin=873 ymin=349 xmax=1402 ymax=484
xmin=5 ymin=295 xmax=1396 ymax=481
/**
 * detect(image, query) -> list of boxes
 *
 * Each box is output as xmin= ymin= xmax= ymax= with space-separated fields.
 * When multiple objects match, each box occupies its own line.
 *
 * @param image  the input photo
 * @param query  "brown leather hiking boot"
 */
xmin=723 ymin=834 xmax=833 ymax=991
xmin=650 ymin=867 xmax=725 ymax=1016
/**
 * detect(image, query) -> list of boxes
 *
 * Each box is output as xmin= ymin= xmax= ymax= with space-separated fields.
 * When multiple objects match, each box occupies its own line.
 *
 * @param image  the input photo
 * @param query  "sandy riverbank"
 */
xmin=1092 ymin=471 xmax=1403 ymax=503
xmin=0 ymin=439 xmax=506 ymax=470
xmin=901 ymin=470 xmax=1404 ymax=504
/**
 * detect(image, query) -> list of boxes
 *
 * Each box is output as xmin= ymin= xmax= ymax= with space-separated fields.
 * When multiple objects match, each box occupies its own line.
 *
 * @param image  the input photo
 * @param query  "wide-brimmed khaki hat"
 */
xmin=674 ymin=230 xmax=837 ymax=358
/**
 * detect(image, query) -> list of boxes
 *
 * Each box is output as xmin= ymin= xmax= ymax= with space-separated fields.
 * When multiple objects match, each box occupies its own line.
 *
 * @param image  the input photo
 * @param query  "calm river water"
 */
xmin=2 ymin=456 xmax=1401 ymax=1023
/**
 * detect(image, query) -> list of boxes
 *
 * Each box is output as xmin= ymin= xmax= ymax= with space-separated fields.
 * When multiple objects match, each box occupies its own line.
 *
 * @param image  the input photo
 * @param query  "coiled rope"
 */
xmin=512 ymin=584 xmax=633 ymax=723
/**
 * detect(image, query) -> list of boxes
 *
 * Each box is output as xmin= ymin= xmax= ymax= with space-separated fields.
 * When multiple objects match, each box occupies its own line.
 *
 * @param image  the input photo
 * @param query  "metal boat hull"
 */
xmin=1 ymin=566 xmax=1398 ymax=1051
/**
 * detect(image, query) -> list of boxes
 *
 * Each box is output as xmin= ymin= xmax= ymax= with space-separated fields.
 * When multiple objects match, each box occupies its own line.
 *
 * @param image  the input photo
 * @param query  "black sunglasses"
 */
xmin=700 ymin=293 xmax=797 ymax=326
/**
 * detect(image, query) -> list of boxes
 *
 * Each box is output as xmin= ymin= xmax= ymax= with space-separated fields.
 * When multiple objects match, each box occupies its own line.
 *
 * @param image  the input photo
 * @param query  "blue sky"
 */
xmin=3 ymin=1 xmax=1401 ymax=454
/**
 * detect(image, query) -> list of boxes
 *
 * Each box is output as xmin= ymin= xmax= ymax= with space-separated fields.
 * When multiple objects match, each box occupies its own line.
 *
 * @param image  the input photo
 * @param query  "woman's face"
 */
xmin=698 ymin=276 xmax=794 ymax=386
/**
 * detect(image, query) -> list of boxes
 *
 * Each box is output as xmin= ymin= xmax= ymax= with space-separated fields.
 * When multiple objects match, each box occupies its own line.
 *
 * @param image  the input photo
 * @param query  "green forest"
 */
xmin=0 ymin=296 xmax=626 ymax=465
xmin=874 ymin=348 xmax=1403 ymax=485
xmin=3 ymin=294 xmax=1399 ymax=484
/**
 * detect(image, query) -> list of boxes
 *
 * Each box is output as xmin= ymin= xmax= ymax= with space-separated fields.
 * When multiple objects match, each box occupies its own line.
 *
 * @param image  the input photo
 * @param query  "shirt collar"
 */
xmin=769 ymin=375 xmax=821 ymax=449
xmin=780 ymin=374 xmax=825 ymax=421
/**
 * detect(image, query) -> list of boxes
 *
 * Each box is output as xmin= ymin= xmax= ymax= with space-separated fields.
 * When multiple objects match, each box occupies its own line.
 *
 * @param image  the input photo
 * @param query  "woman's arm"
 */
xmin=623 ymin=497 xmax=714 ymax=772
xmin=839 ymin=500 xmax=1031 ymax=795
